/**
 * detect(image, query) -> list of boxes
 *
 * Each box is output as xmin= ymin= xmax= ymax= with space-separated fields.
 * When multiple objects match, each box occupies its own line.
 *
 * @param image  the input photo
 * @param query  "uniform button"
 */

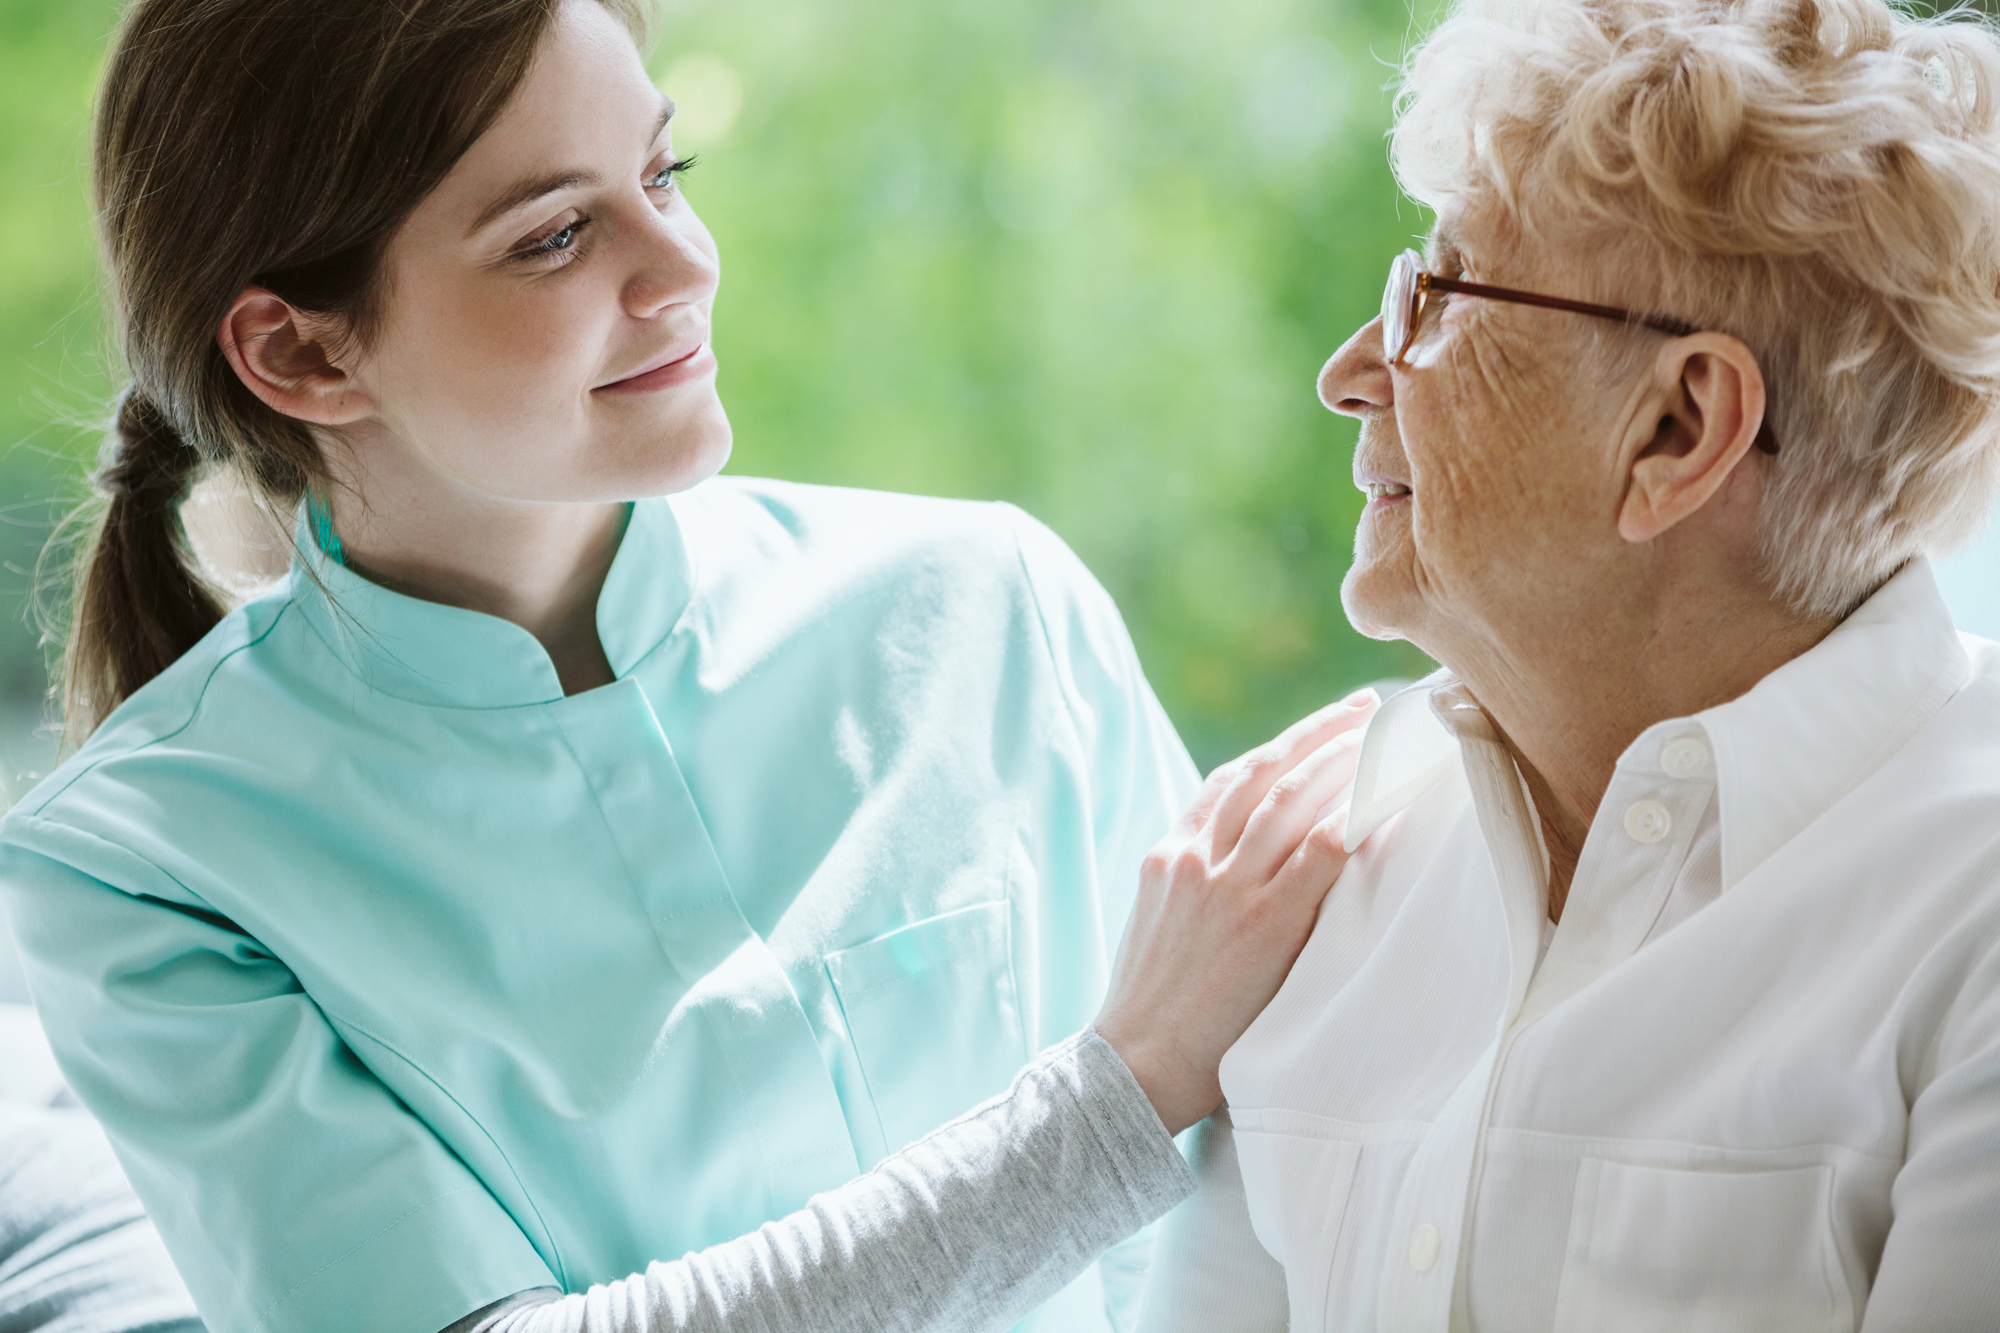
xmin=1408 ymin=1222 xmax=1442 ymax=1272
xmin=1624 ymin=798 xmax=1672 ymax=843
xmin=1659 ymin=735 xmax=1709 ymax=778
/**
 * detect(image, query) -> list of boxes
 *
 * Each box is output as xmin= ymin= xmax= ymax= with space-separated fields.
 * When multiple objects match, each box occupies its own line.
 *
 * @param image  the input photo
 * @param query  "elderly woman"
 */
xmin=1133 ymin=0 xmax=2000 ymax=1328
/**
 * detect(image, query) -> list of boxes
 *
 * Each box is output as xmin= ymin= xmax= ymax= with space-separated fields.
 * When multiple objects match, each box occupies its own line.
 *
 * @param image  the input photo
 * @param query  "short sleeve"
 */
xmin=1004 ymin=504 xmax=1202 ymax=953
xmin=0 ymin=828 xmax=552 ymax=1333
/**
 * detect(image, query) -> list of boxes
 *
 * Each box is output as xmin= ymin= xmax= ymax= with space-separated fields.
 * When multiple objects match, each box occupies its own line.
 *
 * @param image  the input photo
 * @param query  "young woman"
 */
xmin=0 ymin=1 xmax=1373 ymax=1331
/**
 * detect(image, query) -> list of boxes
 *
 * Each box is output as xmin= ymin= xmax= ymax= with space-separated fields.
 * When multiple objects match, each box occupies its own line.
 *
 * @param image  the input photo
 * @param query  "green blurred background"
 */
xmin=4 ymin=0 xmax=1997 ymax=801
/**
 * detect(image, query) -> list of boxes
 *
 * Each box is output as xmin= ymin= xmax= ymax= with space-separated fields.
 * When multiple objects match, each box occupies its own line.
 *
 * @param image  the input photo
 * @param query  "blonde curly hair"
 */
xmin=1394 ymin=0 xmax=2000 ymax=616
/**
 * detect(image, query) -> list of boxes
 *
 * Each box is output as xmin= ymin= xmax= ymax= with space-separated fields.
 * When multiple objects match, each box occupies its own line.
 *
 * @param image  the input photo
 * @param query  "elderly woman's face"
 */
xmin=1320 ymin=205 xmax=1646 ymax=657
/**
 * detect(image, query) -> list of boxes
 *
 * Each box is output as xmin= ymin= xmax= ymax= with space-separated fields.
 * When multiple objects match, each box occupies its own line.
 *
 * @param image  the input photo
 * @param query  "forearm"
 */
xmin=450 ymin=1030 xmax=1193 ymax=1333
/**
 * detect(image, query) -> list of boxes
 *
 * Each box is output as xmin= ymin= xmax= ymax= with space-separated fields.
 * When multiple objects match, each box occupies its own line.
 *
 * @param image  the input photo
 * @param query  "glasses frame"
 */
xmin=1381 ymin=249 xmax=1776 ymax=455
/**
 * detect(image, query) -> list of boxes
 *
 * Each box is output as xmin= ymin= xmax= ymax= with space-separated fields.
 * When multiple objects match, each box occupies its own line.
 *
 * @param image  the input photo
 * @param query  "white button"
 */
xmin=1408 ymin=1222 xmax=1442 ymax=1272
xmin=1659 ymin=736 xmax=1709 ymax=778
xmin=1624 ymin=799 xmax=1672 ymax=844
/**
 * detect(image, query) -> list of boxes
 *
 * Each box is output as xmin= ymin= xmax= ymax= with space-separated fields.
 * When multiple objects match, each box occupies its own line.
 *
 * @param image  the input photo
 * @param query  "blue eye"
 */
xmin=515 ymin=215 xmax=591 ymax=265
xmin=645 ymin=154 xmax=699 ymax=190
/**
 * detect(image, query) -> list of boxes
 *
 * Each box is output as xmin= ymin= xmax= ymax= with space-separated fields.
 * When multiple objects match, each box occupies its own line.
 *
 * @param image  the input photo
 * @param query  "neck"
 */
xmin=1430 ymin=565 xmax=1838 ymax=920
xmin=328 ymin=478 xmax=625 ymax=697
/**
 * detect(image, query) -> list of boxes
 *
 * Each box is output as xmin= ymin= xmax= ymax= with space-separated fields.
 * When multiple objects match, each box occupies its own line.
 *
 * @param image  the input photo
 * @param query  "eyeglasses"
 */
xmin=1380 ymin=249 xmax=1776 ymax=455
xmin=1382 ymin=247 xmax=1698 ymax=362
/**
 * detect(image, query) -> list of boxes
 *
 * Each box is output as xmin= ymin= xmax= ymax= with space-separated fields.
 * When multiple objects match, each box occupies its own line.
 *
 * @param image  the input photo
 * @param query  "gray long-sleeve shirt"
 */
xmin=448 ymin=1031 xmax=1196 ymax=1333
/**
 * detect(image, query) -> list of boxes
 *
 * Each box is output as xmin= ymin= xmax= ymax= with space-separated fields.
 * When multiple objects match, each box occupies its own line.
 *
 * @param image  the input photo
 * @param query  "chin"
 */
xmin=1340 ymin=559 xmax=1418 ymax=643
xmin=678 ymin=425 xmax=734 ymax=492
xmin=621 ymin=399 xmax=734 ymax=499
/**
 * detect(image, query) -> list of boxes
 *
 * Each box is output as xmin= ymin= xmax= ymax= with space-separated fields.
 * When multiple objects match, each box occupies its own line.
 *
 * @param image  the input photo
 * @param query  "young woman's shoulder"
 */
xmin=6 ymin=586 xmax=299 ymax=829
xmin=675 ymin=475 xmax=1115 ymax=619
xmin=671 ymin=478 xmax=1154 ymax=757
xmin=681 ymin=474 xmax=1021 ymax=554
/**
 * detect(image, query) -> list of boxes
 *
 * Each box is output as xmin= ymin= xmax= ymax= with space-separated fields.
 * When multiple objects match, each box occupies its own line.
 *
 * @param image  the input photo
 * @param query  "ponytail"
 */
xmin=59 ymin=389 xmax=225 ymax=747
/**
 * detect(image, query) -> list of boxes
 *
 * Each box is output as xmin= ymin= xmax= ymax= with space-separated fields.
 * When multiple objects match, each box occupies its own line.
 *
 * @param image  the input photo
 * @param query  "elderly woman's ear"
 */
xmin=1616 ymin=333 xmax=1768 ymax=545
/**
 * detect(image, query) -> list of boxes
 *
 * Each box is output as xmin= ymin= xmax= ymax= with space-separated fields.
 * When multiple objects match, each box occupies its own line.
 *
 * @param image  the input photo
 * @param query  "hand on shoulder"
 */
xmin=1094 ymin=689 xmax=1378 ymax=1133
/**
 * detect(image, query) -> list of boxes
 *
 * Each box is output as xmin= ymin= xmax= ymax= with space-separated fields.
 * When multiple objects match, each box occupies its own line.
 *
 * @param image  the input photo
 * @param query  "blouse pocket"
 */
xmin=825 ymin=899 xmax=1028 ymax=1153
xmin=1230 ymin=1119 xmax=1362 ymax=1333
xmin=1552 ymin=1159 xmax=1856 ymax=1333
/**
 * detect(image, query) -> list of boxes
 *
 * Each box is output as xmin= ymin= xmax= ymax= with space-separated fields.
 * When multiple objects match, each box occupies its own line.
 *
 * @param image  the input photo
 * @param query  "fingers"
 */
xmin=1267 ymin=803 xmax=1355 ymax=920
xmin=1228 ymin=727 xmax=1366 ymax=881
xmin=1200 ymin=688 xmax=1379 ymax=855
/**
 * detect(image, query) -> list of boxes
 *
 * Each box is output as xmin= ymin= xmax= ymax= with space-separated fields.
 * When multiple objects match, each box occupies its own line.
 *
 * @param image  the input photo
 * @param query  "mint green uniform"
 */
xmin=0 ymin=480 xmax=1198 ymax=1333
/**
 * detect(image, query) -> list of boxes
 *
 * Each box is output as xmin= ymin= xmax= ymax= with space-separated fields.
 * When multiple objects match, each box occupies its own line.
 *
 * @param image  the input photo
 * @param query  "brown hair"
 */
xmin=60 ymin=0 xmax=640 ymax=747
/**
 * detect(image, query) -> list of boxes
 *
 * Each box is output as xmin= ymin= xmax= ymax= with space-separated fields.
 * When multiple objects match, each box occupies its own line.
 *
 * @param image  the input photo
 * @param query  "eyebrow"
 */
xmin=465 ymin=99 xmax=676 ymax=239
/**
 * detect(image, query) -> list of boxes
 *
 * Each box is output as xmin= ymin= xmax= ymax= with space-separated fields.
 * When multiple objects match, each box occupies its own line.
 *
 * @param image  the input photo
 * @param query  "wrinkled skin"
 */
xmin=1333 ymin=201 xmax=1664 ymax=666
xmin=1317 ymin=199 xmax=1830 ymax=914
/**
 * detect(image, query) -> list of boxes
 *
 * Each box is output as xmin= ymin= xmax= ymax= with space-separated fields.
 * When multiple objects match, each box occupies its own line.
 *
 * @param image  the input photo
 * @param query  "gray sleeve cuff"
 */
xmin=464 ymin=1027 xmax=1197 ymax=1333
xmin=1068 ymin=1028 xmax=1199 ymax=1222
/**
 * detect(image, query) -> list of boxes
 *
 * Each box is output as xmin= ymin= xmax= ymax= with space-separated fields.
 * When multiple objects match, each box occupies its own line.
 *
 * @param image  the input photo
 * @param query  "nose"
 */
xmin=1318 ymin=316 xmax=1394 ymax=418
xmin=621 ymin=205 xmax=720 ymax=321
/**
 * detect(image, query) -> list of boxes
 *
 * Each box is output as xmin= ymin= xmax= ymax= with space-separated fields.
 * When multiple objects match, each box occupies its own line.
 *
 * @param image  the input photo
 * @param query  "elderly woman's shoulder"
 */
xmin=1946 ymin=632 xmax=2000 ymax=767
xmin=1889 ymin=634 xmax=2000 ymax=860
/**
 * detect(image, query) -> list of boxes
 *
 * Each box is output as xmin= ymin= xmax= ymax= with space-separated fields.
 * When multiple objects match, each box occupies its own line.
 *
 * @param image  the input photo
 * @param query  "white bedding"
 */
xmin=0 ymin=1001 xmax=204 ymax=1333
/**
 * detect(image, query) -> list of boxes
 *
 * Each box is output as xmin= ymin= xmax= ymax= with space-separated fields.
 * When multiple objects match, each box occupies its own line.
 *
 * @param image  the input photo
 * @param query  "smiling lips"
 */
xmin=596 ymin=338 xmax=713 ymax=393
xmin=1361 ymin=480 xmax=1412 ymax=504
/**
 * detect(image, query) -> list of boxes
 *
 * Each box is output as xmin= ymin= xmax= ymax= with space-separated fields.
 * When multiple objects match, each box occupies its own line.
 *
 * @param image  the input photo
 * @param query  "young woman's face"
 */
xmin=338 ymin=0 xmax=728 ymax=505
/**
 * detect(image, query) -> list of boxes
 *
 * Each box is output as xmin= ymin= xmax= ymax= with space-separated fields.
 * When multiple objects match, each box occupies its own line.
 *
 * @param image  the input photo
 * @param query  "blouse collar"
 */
xmin=289 ymin=497 xmax=695 ymax=708
xmin=1344 ymin=558 xmax=1972 ymax=885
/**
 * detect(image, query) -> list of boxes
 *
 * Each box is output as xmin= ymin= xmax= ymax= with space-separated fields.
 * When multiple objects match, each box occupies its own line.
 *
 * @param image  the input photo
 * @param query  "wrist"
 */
xmin=1091 ymin=1020 xmax=1215 ymax=1136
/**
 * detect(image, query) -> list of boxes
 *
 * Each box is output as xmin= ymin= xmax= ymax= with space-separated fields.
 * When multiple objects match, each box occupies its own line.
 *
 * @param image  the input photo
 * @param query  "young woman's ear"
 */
xmin=1617 ymin=332 xmax=1768 ymax=544
xmin=216 ymin=288 xmax=376 ymax=426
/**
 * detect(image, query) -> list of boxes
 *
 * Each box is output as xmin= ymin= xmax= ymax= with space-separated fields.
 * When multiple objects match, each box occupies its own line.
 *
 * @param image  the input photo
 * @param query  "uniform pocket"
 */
xmin=1552 ymin=1159 xmax=1856 ymax=1333
xmin=825 ymin=899 xmax=1028 ymax=1152
xmin=1231 ymin=1120 xmax=1362 ymax=1333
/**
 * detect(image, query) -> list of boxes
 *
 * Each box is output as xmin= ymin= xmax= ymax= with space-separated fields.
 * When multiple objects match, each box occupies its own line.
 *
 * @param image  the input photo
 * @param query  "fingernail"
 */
xmin=1343 ymin=686 xmax=1380 ymax=707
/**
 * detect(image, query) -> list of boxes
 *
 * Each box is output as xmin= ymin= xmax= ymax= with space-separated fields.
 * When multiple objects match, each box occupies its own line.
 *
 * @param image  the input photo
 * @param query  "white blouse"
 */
xmin=1138 ymin=558 xmax=2000 ymax=1333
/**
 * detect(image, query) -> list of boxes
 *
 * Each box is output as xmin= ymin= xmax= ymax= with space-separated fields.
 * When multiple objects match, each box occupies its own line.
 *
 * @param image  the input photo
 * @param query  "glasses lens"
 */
xmin=1383 ymin=250 xmax=1419 ymax=362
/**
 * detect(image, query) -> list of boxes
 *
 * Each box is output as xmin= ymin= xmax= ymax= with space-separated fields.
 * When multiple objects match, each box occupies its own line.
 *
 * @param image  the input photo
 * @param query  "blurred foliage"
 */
xmin=0 ymin=0 xmax=1438 ymax=780
xmin=0 ymin=0 xmax=116 ymax=790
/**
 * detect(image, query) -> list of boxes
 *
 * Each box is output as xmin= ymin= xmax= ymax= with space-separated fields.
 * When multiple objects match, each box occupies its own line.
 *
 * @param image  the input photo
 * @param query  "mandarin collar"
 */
xmin=290 ymin=496 xmax=694 ymax=708
xmin=1344 ymin=559 xmax=1972 ymax=879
